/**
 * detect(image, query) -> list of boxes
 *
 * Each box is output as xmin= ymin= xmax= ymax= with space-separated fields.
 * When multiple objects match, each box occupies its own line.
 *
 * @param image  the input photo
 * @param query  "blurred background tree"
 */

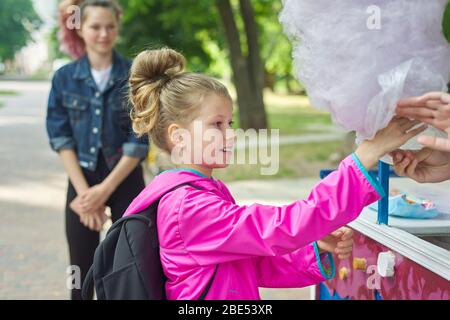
xmin=0 ymin=0 xmax=42 ymax=62
xmin=117 ymin=0 xmax=280 ymax=129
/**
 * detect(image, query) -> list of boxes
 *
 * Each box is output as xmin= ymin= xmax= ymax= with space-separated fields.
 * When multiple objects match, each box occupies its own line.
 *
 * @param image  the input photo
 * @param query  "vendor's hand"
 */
xmin=397 ymin=92 xmax=450 ymax=152
xmin=79 ymin=183 xmax=114 ymax=213
xmin=391 ymin=148 xmax=450 ymax=183
xmin=317 ymin=227 xmax=353 ymax=260
xmin=355 ymin=117 xmax=427 ymax=169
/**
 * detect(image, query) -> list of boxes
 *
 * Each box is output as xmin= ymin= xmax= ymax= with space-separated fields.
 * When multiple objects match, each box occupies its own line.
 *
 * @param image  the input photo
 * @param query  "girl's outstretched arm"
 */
xmin=168 ymin=153 xmax=384 ymax=266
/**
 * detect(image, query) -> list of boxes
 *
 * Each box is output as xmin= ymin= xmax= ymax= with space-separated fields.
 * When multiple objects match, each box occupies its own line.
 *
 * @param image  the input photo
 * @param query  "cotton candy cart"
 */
xmin=315 ymin=162 xmax=450 ymax=300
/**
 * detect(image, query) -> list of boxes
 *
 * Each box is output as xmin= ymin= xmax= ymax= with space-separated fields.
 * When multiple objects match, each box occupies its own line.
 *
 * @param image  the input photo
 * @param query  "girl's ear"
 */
xmin=168 ymin=123 xmax=182 ymax=146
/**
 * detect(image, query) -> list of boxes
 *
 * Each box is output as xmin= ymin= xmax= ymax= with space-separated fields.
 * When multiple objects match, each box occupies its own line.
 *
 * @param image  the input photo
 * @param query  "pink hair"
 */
xmin=58 ymin=0 xmax=85 ymax=59
xmin=57 ymin=0 xmax=122 ymax=60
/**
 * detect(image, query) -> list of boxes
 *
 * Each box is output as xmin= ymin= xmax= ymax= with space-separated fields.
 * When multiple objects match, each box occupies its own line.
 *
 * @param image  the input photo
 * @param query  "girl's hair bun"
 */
xmin=129 ymin=48 xmax=186 ymax=137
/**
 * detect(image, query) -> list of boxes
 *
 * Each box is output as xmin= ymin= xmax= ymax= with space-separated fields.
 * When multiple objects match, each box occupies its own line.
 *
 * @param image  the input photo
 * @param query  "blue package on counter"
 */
xmin=369 ymin=194 xmax=439 ymax=219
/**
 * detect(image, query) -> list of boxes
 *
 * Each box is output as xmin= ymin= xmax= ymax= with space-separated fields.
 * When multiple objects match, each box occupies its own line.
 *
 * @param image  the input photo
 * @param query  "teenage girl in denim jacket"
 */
xmin=46 ymin=0 xmax=148 ymax=299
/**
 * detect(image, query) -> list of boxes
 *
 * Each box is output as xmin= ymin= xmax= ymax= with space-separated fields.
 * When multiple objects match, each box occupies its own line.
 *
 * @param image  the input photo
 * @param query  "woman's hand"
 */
xmin=70 ymin=197 xmax=108 ymax=231
xmin=69 ymin=195 xmax=87 ymax=216
xmin=79 ymin=209 xmax=109 ymax=232
xmin=397 ymin=92 xmax=450 ymax=152
xmin=79 ymin=183 xmax=114 ymax=213
xmin=355 ymin=117 xmax=427 ymax=170
xmin=391 ymin=148 xmax=450 ymax=183
xmin=317 ymin=227 xmax=354 ymax=260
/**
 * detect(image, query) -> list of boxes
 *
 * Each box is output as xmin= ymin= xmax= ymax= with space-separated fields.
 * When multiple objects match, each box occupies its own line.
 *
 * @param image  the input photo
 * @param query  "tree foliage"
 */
xmin=0 ymin=0 xmax=42 ymax=61
xmin=444 ymin=1 xmax=450 ymax=43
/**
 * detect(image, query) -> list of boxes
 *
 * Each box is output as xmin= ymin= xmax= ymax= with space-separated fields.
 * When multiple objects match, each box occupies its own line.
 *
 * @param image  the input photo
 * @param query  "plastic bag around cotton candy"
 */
xmin=280 ymin=0 xmax=450 ymax=151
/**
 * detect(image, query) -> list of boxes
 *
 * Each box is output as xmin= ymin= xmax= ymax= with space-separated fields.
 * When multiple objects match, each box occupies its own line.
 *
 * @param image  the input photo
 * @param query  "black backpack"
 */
xmin=81 ymin=183 xmax=218 ymax=300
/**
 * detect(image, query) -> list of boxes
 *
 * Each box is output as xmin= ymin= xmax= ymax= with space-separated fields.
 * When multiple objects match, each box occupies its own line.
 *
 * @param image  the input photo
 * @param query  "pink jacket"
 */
xmin=123 ymin=154 xmax=384 ymax=300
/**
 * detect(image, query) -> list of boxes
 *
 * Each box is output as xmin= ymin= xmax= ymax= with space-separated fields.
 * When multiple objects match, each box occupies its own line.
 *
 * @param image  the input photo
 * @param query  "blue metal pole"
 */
xmin=377 ymin=161 xmax=390 ymax=225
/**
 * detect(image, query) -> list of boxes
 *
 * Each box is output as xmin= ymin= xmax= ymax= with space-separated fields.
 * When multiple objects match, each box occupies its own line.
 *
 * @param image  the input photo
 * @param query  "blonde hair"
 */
xmin=129 ymin=48 xmax=231 ymax=152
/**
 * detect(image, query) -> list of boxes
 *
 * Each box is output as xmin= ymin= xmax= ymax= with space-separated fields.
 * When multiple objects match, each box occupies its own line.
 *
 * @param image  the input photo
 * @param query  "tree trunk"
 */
xmin=216 ymin=0 xmax=267 ymax=130
xmin=285 ymin=73 xmax=293 ymax=94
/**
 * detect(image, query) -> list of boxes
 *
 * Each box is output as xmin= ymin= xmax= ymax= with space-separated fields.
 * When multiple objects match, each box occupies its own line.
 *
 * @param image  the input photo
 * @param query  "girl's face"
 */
xmin=78 ymin=7 xmax=119 ymax=56
xmin=173 ymin=94 xmax=235 ymax=171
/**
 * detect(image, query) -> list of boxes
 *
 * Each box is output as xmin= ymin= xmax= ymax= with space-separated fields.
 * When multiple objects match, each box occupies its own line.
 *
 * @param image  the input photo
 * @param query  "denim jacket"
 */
xmin=46 ymin=51 xmax=149 ymax=171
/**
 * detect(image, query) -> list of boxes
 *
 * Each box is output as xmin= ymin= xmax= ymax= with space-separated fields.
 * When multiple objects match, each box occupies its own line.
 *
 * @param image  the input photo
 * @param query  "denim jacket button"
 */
xmin=95 ymin=92 xmax=101 ymax=98
xmin=90 ymin=147 xmax=96 ymax=154
xmin=92 ymin=127 xmax=98 ymax=134
xmin=95 ymin=109 xmax=101 ymax=116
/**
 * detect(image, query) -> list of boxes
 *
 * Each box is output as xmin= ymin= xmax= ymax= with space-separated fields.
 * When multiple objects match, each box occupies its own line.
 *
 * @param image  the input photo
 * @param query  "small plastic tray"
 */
xmin=369 ymin=194 xmax=439 ymax=219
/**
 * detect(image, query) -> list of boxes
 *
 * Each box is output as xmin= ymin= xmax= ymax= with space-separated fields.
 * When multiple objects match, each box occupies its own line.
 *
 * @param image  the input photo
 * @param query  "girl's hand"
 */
xmin=70 ymin=196 xmax=109 ymax=231
xmin=79 ymin=184 xmax=113 ymax=213
xmin=397 ymin=92 xmax=450 ymax=152
xmin=317 ymin=227 xmax=353 ymax=260
xmin=391 ymin=148 xmax=450 ymax=183
xmin=79 ymin=207 xmax=109 ymax=232
xmin=355 ymin=117 xmax=427 ymax=170
xmin=69 ymin=195 xmax=88 ymax=216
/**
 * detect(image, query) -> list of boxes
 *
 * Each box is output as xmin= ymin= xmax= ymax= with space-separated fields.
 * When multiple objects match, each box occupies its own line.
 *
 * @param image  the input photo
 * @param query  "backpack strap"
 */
xmin=82 ymin=264 xmax=94 ymax=300
xmin=154 ymin=183 xmax=219 ymax=300
xmin=82 ymin=181 xmax=219 ymax=300
xmin=107 ymin=182 xmax=202 ymax=234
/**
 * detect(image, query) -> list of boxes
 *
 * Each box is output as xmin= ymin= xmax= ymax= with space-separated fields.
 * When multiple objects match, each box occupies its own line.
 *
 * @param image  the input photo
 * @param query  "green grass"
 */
xmin=267 ymin=108 xmax=332 ymax=135
xmin=230 ymin=91 xmax=333 ymax=135
xmin=0 ymin=89 xmax=18 ymax=96
xmin=232 ymin=108 xmax=332 ymax=135
xmin=0 ymin=89 xmax=19 ymax=109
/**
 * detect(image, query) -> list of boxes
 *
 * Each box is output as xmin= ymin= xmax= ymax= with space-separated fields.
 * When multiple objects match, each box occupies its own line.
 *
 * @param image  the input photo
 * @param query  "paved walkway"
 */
xmin=0 ymin=81 xmax=70 ymax=299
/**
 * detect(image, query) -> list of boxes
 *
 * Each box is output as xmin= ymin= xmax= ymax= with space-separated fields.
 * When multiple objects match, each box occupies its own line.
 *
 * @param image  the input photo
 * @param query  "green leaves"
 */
xmin=116 ymin=0 xmax=220 ymax=72
xmin=0 ymin=0 xmax=42 ymax=61
xmin=115 ymin=0 xmax=293 ymax=90
xmin=444 ymin=1 xmax=450 ymax=43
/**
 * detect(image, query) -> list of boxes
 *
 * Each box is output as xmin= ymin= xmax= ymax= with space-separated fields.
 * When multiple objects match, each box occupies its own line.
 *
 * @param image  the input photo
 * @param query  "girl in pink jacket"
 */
xmin=124 ymin=48 xmax=426 ymax=300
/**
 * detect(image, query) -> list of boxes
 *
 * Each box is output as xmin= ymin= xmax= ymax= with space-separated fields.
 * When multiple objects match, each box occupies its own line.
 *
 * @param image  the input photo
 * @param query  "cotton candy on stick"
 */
xmin=280 ymin=0 xmax=450 ymax=153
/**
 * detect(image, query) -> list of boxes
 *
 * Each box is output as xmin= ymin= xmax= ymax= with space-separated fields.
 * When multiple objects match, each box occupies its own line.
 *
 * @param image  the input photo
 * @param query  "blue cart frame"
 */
xmin=320 ymin=161 xmax=395 ymax=225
